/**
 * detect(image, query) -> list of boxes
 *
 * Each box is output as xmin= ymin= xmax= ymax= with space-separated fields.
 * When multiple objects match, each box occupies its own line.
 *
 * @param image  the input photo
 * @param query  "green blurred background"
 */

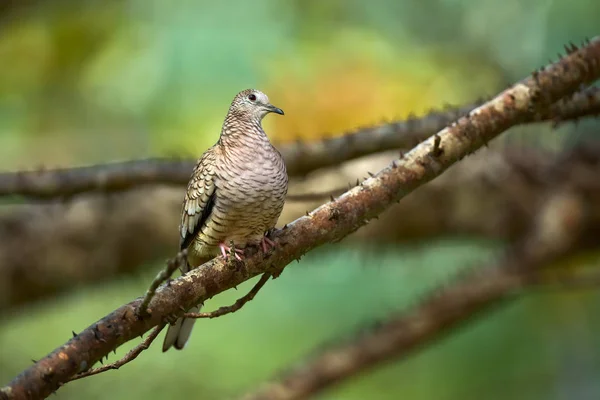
xmin=1 ymin=1 xmax=600 ymax=399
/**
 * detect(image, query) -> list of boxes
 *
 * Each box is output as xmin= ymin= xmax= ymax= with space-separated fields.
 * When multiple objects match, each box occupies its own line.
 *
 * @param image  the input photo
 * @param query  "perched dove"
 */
xmin=162 ymin=89 xmax=288 ymax=351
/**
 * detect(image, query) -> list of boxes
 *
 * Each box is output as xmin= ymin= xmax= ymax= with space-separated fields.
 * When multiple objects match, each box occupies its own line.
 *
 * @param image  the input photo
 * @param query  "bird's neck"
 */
xmin=218 ymin=112 xmax=270 ymax=148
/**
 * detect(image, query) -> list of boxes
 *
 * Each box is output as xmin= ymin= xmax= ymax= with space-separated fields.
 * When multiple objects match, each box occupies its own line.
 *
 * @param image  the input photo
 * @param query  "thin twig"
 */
xmin=137 ymin=250 xmax=187 ymax=317
xmin=67 ymin=324 xmax=165 ymax=382
xmin=183 ymin=273 xmax=271 ymax=319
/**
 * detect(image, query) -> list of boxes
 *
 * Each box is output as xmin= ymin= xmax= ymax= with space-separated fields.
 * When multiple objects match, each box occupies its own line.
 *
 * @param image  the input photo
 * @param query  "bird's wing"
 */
xmin=179 ymin=148 xmax=218 ymax=251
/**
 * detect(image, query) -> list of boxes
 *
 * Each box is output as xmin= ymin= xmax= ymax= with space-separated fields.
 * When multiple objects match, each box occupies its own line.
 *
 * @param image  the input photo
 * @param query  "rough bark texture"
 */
xmin=2 ymin=37 xmax=599 ymax=400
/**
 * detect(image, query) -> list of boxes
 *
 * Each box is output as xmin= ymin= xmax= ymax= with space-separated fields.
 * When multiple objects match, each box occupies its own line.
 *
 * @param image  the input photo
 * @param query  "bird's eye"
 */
xmin=248 ymin=94 xmax=257 ymax=102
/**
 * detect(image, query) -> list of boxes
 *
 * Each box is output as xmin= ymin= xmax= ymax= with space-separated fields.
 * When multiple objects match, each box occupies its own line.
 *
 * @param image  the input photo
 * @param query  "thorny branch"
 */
xmin=2 ymin=38 xmax=600 ymax=400
xmin=0 ymin=87 xmax=598 ymax=201
xmin=241 ymin=188 xmax=598 ymax=400
xmin=182 ymin=273 xmax=271 ymax=319
xmin=138 ymin=250 xmax=187 ymax=317
xmin=535 ymin=84 xmax=600 ymax=125
xmin=66 ymin=324 xmax=165 ymax=382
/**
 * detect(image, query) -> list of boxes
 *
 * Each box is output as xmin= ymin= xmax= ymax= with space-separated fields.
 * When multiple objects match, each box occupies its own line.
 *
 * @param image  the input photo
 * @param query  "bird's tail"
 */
xmin=162 ymin=304 xmax=201 ymax=352
xmin=162 ymin=253 xmax=208 ymax=352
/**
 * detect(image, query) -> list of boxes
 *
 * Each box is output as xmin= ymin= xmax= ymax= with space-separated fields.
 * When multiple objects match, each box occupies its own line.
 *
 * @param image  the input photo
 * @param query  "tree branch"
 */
xmin=2 ymin=37 xmax=599 ymax=400
xmin=66 ymin=324 xmax=166 ymax=382
xmin=138 ymin=250 xmax=187 ymax=317
xmin=241 ymin=188 xmax=596 ymax=400
xmin=0 ymin=86 xmax=598 ymax=200
xmin=535 ymin=84 xmax=600 ymax=125
xmin=182 ymin=273 xmax=271 ymax=319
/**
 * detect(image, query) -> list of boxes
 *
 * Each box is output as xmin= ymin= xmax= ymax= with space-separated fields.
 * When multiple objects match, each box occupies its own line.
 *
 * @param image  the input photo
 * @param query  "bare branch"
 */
xmin=182 ymin=273 xmax=271 ymax=319
xmin=0 ymin=159 xmax=192 ymax=199
xmin=536 ymin=85 xmax=600 ymax=125
xmin=138 ymin=250 xmax=187 ymax=317
xmin=2 ymin=38 xmax=599 ymax=400
xmin=241 ymin=190 xmax=593 ymax=400
xmin=0 ymin=87 xmax=598 ymax=201
xmin=66 ymin=324 xmax=165 ymax=382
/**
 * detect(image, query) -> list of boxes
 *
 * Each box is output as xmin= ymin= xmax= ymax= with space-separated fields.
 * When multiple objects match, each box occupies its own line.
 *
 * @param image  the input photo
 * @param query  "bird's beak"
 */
xmin=266 ymin=104 xmax=284 ymax=115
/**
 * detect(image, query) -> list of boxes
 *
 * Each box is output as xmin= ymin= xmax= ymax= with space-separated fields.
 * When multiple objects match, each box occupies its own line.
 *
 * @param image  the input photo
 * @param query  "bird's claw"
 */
xmin=260 ymin=235 xmax=277 ymax=254
xmin=219 ymin=242 xmax=245 ymax=262
xmin=164 ymin=314 xmax=179 ymax=325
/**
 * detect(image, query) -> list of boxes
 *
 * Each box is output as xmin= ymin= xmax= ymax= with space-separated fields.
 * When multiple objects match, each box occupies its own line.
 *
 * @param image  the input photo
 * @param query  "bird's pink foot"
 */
xmin=219 ymin=243 xmax=244 ymax=261
xmin=260 ymin=236 xmax=277 ymax=254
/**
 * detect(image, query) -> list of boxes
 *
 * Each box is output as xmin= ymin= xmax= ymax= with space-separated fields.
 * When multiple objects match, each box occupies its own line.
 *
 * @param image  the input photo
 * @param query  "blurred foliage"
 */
xmin=1 ymin=1 xmax=600 ymax=398
xmin=6 ymin=0 xmax=598 ymax=167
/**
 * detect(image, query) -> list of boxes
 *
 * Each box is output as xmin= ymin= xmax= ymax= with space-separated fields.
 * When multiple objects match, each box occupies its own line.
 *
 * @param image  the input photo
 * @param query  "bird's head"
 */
xmin=228 ymin=89 xmax=284 ymax=122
